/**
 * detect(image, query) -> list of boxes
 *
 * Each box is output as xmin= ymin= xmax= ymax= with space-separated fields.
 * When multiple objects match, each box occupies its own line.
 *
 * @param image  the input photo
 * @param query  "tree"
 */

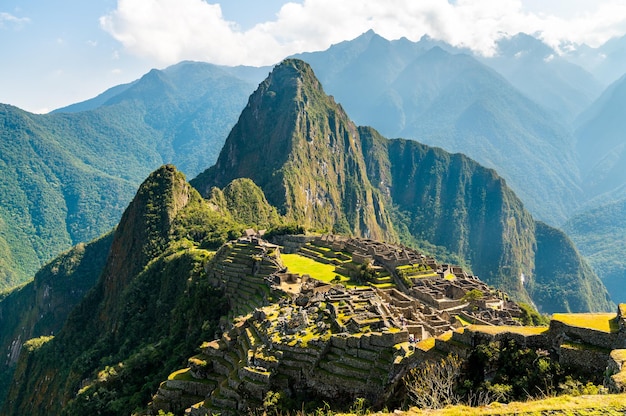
xmin=403 ymin=354 xmax=462 ymax=409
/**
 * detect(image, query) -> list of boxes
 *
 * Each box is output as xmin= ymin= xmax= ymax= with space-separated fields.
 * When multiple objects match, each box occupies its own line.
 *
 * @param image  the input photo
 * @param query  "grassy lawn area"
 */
xmin=467 ymin=324 xmax=549 ymax=336
xmin=397 ymin=393 xmax=626 ymax=415
xmin=552 ymin=313 xmax=619 ymax=333
xmin=415 ymin=337 xmax=436 ymax=352
xmin=281 ymin=253 xmax=349 ymax=283
xmin=455 ymin=315 xmax=473 ymax=326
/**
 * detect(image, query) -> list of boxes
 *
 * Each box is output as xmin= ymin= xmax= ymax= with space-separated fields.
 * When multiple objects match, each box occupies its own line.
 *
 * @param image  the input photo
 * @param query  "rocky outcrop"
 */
xmin=192 ymin=59 xmax=398 ymax=241
xmin=607 ymin=349 xmax=626 ymax=393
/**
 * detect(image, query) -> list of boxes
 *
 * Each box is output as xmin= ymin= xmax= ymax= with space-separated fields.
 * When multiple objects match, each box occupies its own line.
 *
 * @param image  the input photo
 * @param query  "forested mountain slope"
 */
xmin=0 ymin=62 xmax=255 ymax=288
xmin=293 ymin=31 xmax=583 ymax=224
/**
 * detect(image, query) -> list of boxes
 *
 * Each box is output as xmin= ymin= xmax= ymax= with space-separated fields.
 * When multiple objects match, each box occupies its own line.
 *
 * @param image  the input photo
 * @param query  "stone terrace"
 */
xmin=206 ymin=237 xmax=283 ymax=318
xmin=306 ymin=235 xmax=522 ymax=331
xmin=148 ymin=235 xmax=535 ymax=415
xmin=150 ymin=288 xmax=414 ymax=415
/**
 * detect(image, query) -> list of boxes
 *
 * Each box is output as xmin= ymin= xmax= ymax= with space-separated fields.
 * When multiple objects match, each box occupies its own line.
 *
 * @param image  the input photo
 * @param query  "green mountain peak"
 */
xmin=192 ymin=59 xmax=396 ymax=240
xmin=99 ymin=164 xmax=193 ymax=321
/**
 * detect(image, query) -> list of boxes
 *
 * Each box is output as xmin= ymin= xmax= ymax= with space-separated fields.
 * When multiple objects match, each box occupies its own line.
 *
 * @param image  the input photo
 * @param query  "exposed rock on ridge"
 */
xmin=192 ymin=59 xmax=396 ymax=241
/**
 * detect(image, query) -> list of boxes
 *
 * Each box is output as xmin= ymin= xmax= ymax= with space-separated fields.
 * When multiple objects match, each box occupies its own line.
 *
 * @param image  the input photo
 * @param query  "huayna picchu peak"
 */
xmin=1 ymin=59 xmax=622 ymax=416
xmin=192 ymin=59 xmax=397 ymax=242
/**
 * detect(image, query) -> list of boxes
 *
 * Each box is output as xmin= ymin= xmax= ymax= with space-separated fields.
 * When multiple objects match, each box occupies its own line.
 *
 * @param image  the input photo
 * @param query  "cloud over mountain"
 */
xmin=100 ymin=0 xmax=626 ymax=66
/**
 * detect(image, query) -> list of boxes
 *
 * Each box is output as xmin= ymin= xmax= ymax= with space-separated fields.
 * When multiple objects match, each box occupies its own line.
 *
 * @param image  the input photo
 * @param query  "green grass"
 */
xmin=455 ymin=315 xmax=473 ymax=326
xmin=416 ymin=337 xmax=436 ymax=352
xmin=552 ymin=313 xmax=619 ymax=333
xmin=398 ymin=393 xmax=626 ymax=415
xmin=468 ymin=325 xmax=549 ymax=336
xmin=372 ymin=282 xmax=396 ymax=289
xmin=281 ymin=253 xmax=350 ymax=283
xmin=168 ymin=368 xmax=193 ymax=381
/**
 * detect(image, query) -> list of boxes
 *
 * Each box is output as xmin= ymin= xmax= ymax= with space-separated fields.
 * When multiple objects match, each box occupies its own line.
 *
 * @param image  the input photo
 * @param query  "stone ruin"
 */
xmin=154 ymin=234 xmax=626 ymax=416
xmin=303 ymin=235 xmax=524 ymax=336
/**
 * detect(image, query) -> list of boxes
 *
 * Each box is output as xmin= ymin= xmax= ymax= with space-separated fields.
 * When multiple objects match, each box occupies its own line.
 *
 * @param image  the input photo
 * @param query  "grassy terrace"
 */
xmin=397 ymin=393 xmax=626 ymax=415
xmin=396 ymin=264 xmax=439 ymax=280
xmin=281 ymin=253 xmax=372 ymax=289
xmin=281 ymin=253 xmax=350 ymax=283
xmin=552 ymin=313 xmax=619 ymax=333
xmin=468 ymin=325 xmax=549 ymax=336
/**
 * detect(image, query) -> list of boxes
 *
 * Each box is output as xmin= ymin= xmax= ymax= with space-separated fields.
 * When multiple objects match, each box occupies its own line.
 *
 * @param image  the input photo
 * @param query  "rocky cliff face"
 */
xmin=192 ymin=59 xmax=396 ymax=241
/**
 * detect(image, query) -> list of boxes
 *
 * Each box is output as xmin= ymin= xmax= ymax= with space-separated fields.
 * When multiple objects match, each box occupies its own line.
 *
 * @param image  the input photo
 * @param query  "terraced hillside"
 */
xmin=207 ymin=239 xmax=282 ymax=318
xmin=145 ymin=234 xmax=626 ymax=415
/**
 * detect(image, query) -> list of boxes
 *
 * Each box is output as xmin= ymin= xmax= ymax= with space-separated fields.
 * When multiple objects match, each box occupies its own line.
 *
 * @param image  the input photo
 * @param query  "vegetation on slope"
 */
xmin=192 ymin=59 xmax=397 ymax=241
xmin=1 ymin=163 xmax=306 ymax=415
xmin=1 ymin=165 xmax=241 ymax=415
xmin=0 ymin=232 xmax=113 ymax=407
xmin=532 ymin=222 xmax=613 ymax=313
xmin=0 ymin=62 xmax=255 ymax=289
xmin=564 ymin=197 xmax=626 ymax=304
xmin=193 ymin=58 xmax=610 ymax=313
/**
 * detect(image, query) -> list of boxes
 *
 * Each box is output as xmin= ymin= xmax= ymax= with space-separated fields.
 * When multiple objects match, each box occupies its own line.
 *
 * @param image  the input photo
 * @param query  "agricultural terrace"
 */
xmin=467 ymin=324 xmax=549 ymax=336
xmin=551 ymin=312 xmax=619 ymax=333
xmin=281 ymin=253 xmax=350 ymax=283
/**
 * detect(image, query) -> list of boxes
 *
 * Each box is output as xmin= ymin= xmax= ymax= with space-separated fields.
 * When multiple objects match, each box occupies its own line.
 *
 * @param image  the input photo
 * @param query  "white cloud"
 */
xmin=99 ymin=0 xmax=626 ymax=66
xmin=0 ymin=12 xmax=30 ymax=29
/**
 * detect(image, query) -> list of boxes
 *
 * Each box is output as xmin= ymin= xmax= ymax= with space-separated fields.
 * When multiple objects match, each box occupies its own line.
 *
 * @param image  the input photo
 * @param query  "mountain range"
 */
xmin=293 ymin=31 xmax=586 ymax=225
xmin=1 ymin=33 xmax=625 ymax=301
xmin=0 ymin=62 xmax=257 ymax=289
xmin=0 ymin=58 xmax=615 ymax=415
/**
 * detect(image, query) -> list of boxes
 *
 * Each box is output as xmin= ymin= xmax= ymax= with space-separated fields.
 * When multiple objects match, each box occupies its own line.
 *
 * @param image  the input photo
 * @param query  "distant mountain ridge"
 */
xmin=0 ymin=62 xmax=257 ymax=288
xmin=479 ymin=33 xmax=603 ymax=122
xmin=561 ymin=73 xmax=626 ymax=305
xmin=292 ymin=31 xmax=584 ymax=225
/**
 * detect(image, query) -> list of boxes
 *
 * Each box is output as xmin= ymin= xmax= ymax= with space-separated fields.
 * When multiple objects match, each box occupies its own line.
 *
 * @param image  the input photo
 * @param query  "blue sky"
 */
xmin=2 ymin=0 xmax=626 ymax=113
